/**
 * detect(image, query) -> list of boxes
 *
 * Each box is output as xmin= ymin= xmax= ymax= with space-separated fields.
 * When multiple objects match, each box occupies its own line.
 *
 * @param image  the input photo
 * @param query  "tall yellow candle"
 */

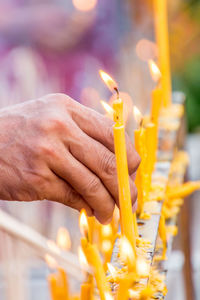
xmin=151 ymin=88 xmax=162 ymax=126
xmin=113 ymin=98 xmax=136 ymax=253
xmin=154 ymin=0 xmax=171 ymax=107
xmin=146 ymin=122 xmax=156 ymax=174
xmin=134 ymin=107 xmax=147 ymax=215
xmin=81 ymin=237 xmax=111 ymax=300
xmin=116 ymin=273 xmax=135 ymax=300
xmin=48 ymin=268 xmax=70 ymax=300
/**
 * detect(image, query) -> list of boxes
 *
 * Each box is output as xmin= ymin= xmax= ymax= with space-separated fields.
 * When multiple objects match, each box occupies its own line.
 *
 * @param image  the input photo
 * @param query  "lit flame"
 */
xmin=128 ymin=289 xmax=140 ymax=299
xmin=104 ymin=292 xmax=114 ymax=300
xmin=78 ymin=246 xmax=89 ymax=270
xmin=99 ymin=70 xmax=118 ymax=94
xmin=56 ymin=227 xmax=71 ymax=251
xmin=119 ymin=236 xmax=135 ymax=264
xmin=148 ymin=59 xmax=161 ymax=82
xmin=102 ymin=240 xmax=112 ymax=253
xmin=133 ymin=106 xmax=143 ymax=127
xmin=107 ymin=263 xmax=117 ymax=280
xmin=79 ymin=209 xmax=89 ymax=237
xmin=100 ymin=100 xmax=114 ymax=119
xmin=136 ymin=258 xmax=150 ymax=277
xmin=72 ymin=0 xmax=97 ymax=12
xmin=101 ymin=224 xmax=112 ymax=237
xmin=45 ymin=254 xmax=57 ymax=269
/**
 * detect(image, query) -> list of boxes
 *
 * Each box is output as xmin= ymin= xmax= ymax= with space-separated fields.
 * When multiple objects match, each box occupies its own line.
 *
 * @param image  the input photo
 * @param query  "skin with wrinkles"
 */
xmin=0 ymin=94 xmax=140 ymax=224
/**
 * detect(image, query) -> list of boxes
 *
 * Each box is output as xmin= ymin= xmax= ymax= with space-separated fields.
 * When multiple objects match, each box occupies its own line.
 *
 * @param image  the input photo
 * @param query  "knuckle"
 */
xmin=30 ymin=174 xmax=49 ymax=199
xmin=66 ymin=189 xmax=78 ymax=207
xmin=37 ymin=142 xmax=57 ymax=158
xmin=106 ymin=126 xmax=114 ymax=144
xmin=101 ymin=152 xmax=116 ymax=176
xmin=48 ymin=117 xmax=65 ymax=132
xmin=45 ymin=93 xmax=70 ymax=104
xmin=86 ymin=177 xmax=101 ymax=195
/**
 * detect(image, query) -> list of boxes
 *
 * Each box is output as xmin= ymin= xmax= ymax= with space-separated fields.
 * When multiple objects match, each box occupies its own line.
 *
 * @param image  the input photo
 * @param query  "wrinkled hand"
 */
xmin=0 ymin=94 xmax=140 ymax=224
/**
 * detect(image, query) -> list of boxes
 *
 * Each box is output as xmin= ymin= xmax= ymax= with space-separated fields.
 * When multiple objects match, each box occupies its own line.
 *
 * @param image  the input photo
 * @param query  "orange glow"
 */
xmin=72 ymin=0 xmax=97 ymax=12
xmin=56 ymin=227 xmax=71 ymax=251
xmin=148 ymin=59 xmax=161 ymax=82
xmin=135 ymin=39 xmax=158 ymax=62
xmin=45 ymin=254 xmax=57 ymax=269
xmin=119 ymin=236 xmax=135 ymax=265
xmin=79 ymin=209 xmax=89 ymax=237
xmin=102 ymin=240 xmax=112 ymax=253
xmin=100 ymin=100 xmax=114 ymax=119
xmin=99 ymin=70 xmax=118 ymax=94
xmin=101 ymin=224 xmax=112 ymax=237
xmin=133 ymin=106 xmax=143 ymax=127
xmin=128 ymin=289 xmax=140 ymax=298
xmin=78 ymin=246 xmax=89 ymax=270
xmin=107 ymin=263 xmax=117 ymax=280
xmin=105 ymin=292 xmax=114 ymax=300
xmin=136 ymin=258 xmax=150 ymax=277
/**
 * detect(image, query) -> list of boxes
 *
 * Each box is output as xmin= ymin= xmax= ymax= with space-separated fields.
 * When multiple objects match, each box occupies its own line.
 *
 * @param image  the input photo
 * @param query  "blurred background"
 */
xmin=0 ymin=0 xmax=199 ymax=299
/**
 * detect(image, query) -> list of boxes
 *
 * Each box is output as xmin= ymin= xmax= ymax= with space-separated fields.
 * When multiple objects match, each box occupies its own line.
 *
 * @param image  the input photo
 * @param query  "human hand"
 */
xmin=0 ymin=94 xmax=140 ymax=224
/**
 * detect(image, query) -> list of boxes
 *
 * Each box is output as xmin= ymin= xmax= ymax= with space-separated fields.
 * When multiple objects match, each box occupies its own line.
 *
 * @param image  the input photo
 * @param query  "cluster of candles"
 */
xmin=44 ymin=0 xmax=200 ymax=299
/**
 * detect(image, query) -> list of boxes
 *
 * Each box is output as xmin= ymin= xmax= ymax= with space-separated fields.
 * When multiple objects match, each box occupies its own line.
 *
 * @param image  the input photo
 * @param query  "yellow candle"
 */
xmin=167 ymin=181 xmax=200 ymax=199
xmin=134 ymin=126 xmax=147 ymax=215
xmin=80 ymin=278 xmax=93 ymax=300
xmin=116 ymin=273 xmax=135 ymax=300
xmin=151 ymin=88 xmax=162 ymax=126
xmin=154 ymin=0 xmax=171 ymax=107
xmin=81 ymin=237 xmax=111 ymax=300
xmin=133 ymin=213 xmax=138 ymax=238
xmin=146 ymin=122 xmax=156 ymax=175
xmin=113 ymin=99 xmax=136 ymax=253
xmin=48 ymin=268 xmax=69 ymax=300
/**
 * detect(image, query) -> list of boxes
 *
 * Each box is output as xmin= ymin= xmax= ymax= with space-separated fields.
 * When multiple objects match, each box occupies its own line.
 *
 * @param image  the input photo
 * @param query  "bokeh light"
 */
xmin=136 ymin=39 xmax=158 ymax=62
xmin=72 ymin=0 xmax=97 ymax=12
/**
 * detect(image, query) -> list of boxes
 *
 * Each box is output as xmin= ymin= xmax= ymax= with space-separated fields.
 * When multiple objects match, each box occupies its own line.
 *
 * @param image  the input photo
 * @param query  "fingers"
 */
xmin=48 ymin=145 xmax=115 ymax=224
xmin=67 ymin=130 xmax=137 ymax=208
xmin=66 ymin=97 xmax=140 ymax=175
xmin=38 ymin=172 xmax=93 ymax=216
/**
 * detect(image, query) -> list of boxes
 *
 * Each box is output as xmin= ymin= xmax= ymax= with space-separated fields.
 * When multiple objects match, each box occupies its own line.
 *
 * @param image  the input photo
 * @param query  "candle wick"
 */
xmin=140 ymin=118 xmax=144 ymax=128
xmin=114 ymin=87 xmax=119 ymax=98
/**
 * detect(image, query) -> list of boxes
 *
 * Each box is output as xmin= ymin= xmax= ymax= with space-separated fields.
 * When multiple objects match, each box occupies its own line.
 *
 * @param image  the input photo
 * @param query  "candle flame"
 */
xmin=128 ymin=289 xmax=140 ymax=299
xmin=99 ymin=70 xmax=118 ymax=94
xmin=79 ymin=209 xmax=89 ymax=237
xmin=136 ymin=258 xmax=150 ymax=277
xmin=56 ymin=227 xmax=71 ymax=251
xmin=107 ymin=263 xmax=117 ymax=279
xmin=101 ymin=224 xmax=112 ymax=237
xmin=133 ymin=106 xmax=143 ymax=127
xmin=45 ymin=254 xmax=57 ymax=269
xmin=100 ymin=100 xmax=114 ymax=119
xmin=102 ymin=240 xmax=112 ymax=253
xmin=105 ymin=292 xmax=114 ymax=300
xmin=148 ymin=59 xmax=161 ymax=82
xmin=78 ymin=246 xmax=89 ymax=270
xmin=119 ymin=236 xmax=135 ymax=263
